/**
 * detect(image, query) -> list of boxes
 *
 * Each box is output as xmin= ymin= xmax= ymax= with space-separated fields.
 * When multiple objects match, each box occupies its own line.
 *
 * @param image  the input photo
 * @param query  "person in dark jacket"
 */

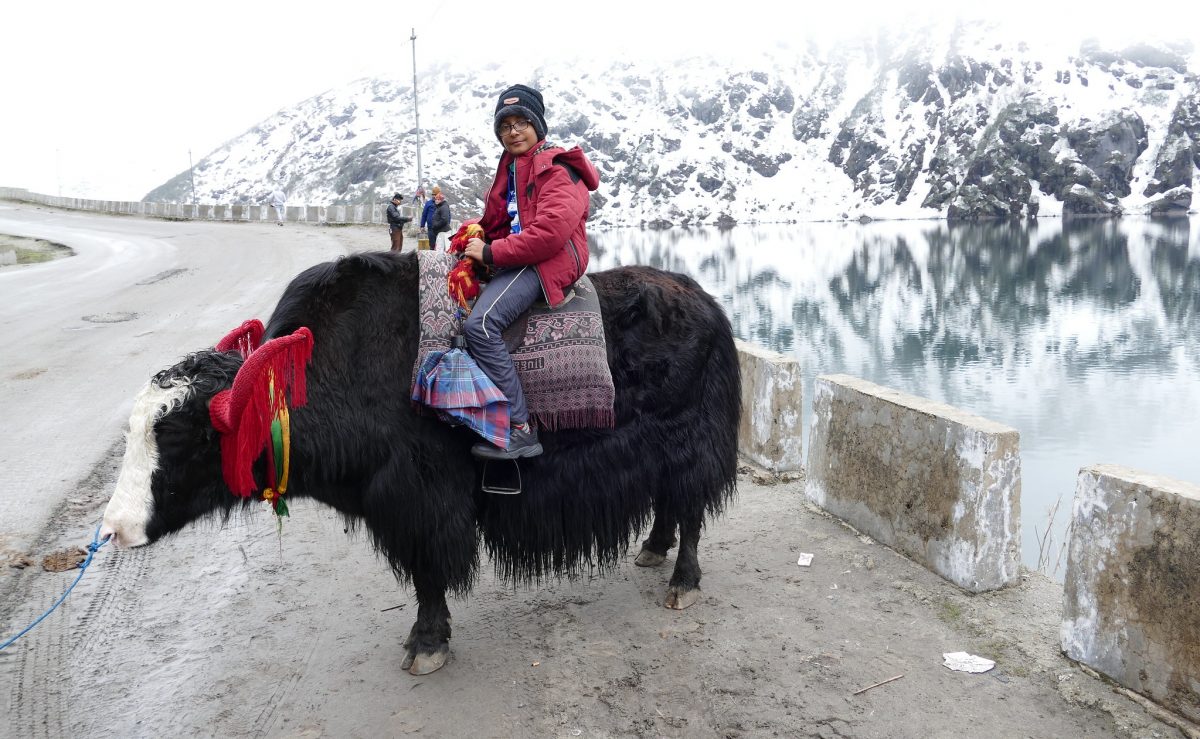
xmin=420 ymin=185 xmax=440 ymax=248
xmin=462 ymin=84 xmax=601 ymax=460
xmin=428 ymin=188 xmax=451 ymax=251
xmin=386 ymin=193 xmax=412 ymax=251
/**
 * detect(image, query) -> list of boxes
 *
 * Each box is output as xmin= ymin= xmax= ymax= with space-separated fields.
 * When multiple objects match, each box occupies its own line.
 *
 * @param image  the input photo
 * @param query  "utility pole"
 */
xmin=188 ymin=149 xmax=197 ymax=205
xmin=411 ymin=27 xmax=424 ymax=201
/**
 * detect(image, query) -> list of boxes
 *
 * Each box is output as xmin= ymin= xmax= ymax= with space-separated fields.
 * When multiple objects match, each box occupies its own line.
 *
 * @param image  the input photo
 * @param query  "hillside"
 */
xmin=145 ymin=22 xmax=1200 ymax=226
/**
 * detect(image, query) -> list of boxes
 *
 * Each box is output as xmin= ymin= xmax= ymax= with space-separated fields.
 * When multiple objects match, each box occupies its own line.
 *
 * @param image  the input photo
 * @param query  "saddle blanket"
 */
xmin=413 ymin=251 xmax=615 ymax=430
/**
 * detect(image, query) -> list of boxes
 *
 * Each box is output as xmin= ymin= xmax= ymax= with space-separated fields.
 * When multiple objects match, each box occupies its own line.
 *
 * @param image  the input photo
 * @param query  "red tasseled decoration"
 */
xmin=208 ymin=327 xmax=313 ymax=497
xmin=447 ymin=259 xmax=481 ymax=309
xmin=215 ymin=319 xmax=264 ymax=358
xmin=448 ymin=220 xmax=484 ymax=255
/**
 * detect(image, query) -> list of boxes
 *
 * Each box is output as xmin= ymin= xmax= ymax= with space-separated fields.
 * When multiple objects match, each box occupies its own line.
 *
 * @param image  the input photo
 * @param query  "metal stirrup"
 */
xmin=481 ymin=459 xmax=522 ymax=494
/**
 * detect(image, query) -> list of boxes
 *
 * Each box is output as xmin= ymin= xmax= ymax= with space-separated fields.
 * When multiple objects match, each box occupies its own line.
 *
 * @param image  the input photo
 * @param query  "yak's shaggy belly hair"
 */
xmin=252 ymin=251 xmax=739 ymax=590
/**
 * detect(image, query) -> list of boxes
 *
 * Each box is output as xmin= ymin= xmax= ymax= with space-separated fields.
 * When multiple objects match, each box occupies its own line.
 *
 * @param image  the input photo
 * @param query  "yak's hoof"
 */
xmin=664 ymin=586 xmax=701 ymax=610
xmin=407 ymin=644 xmax=450 ymax=675
xmin=635 ymin=548 xmax=668 ymax=567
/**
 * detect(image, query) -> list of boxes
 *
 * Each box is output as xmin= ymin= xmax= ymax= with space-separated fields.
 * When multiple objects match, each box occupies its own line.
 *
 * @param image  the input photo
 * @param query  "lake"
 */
xmin=591 ymin=217 xmax=1200 ymax=576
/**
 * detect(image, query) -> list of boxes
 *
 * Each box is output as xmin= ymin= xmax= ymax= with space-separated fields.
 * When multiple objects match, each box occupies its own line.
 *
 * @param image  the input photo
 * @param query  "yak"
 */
xmin=100 ymin=250 xmax=740 ymax=675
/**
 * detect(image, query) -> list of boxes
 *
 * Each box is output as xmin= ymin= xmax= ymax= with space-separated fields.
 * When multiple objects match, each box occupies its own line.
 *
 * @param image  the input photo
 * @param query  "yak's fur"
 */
xmin=134 ymin=251 xmax=740 ymax=673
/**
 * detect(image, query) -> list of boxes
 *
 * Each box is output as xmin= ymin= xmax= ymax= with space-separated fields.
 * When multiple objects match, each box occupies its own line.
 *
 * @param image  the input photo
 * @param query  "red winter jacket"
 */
xmin=479 ymin=143 xmax=601 ymax=308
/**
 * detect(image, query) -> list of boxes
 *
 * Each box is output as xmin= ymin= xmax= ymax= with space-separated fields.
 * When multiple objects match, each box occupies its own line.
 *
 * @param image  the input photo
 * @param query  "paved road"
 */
xmin=0 ymin=203 xmax=354 ymax=558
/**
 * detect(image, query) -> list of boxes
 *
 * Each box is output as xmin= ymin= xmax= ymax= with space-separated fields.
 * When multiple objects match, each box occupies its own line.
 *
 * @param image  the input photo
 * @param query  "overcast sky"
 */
xmin=3 ymin=1 xmax=1198 ymax=201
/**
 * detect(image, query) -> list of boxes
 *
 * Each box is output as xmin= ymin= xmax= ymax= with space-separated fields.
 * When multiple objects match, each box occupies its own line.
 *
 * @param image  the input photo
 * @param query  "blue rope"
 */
xmin=0 ymin=524 xmax=110 ymax=651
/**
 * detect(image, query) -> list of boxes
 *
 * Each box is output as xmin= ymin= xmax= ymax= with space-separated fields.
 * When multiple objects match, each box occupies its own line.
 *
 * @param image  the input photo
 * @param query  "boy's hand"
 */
xmin=464 ymin=238 xmax=486 ymax=263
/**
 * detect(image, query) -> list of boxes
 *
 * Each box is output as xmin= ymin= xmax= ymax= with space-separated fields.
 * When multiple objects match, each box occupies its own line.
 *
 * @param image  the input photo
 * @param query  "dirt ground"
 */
xmin=1 ymin=218 xmax=1195 ymax=738
xmin=2 ymin=448 xmax=1194 ymax=738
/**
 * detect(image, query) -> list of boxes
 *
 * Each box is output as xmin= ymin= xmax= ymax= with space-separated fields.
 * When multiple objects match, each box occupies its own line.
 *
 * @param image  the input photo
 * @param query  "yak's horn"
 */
xmin=215 ymin=319 xmax=265 ymax=358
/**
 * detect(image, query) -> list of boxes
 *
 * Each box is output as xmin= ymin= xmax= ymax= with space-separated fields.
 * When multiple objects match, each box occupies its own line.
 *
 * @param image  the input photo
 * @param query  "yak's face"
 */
xmin=101 ymin=352 xmax=240 ymax=547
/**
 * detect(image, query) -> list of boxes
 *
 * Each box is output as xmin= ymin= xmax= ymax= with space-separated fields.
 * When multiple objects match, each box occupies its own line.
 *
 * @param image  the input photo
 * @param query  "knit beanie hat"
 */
xmin=494 ymin=84 xmax=547 ymax=141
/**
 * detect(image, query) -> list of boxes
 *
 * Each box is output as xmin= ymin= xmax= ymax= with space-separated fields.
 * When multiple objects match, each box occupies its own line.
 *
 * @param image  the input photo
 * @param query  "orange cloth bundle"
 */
xmin=448 ymin=258 xmax=481 ymax=309
xmin=447 ymin=220 xmax=487 ymax=309
xmin=449 ymin=222 xmax=484 ymax=255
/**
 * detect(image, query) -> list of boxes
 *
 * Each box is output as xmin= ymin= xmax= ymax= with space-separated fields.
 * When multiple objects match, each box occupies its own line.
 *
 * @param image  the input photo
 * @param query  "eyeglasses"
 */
xmin=498 ymin=119 xmax=531 ymax=136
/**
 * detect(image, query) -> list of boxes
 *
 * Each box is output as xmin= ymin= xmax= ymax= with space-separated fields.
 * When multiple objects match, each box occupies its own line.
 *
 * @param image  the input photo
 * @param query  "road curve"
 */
xmin=0 ymin=203 xmax=355 ymax=557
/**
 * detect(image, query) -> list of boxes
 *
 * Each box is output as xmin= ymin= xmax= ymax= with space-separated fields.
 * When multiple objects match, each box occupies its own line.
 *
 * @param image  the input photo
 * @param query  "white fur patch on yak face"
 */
xmin=100 ymin=379 xmax=193 ymax=547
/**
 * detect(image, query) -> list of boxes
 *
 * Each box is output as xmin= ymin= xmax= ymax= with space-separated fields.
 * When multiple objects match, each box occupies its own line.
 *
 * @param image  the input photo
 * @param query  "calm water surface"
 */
xmin=592 ymin=218 xmax=1200 ymax=575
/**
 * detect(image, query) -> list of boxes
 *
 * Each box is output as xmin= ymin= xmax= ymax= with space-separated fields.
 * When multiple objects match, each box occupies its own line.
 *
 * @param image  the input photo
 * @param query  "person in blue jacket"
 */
xmin=419 ymin=185 xmax=440 ymax=248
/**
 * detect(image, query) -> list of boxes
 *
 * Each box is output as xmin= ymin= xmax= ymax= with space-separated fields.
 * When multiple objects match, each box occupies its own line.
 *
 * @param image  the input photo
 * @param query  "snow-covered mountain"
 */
xmin=145 ymin=21 xmax=1200 ymax=226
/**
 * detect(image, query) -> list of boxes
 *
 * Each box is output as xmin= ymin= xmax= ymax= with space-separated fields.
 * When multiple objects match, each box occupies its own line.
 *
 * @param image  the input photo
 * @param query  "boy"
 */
xmin=462 ymin=84 xmax=600 ymax=459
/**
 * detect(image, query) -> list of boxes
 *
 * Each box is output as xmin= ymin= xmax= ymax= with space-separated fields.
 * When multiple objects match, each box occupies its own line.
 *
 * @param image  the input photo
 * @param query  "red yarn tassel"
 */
xmin=211 ymin=327 xmax=313 ymax=497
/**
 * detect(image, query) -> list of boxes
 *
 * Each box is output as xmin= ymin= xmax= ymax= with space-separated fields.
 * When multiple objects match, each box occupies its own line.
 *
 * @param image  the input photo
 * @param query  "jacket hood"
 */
xmin=506 ymin=144 xmax=601 ymax=192
xmin=546 ymin=146 xmax=601 ymax=192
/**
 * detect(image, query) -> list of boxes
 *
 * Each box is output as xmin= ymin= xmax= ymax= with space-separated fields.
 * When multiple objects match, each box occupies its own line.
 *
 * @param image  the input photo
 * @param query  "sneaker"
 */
xmin=471 ymin=423 xmax=543 ymax=460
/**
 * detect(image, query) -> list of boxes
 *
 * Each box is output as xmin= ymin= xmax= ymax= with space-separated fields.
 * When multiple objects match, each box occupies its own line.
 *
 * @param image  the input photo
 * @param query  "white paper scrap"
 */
xmin=796 ymin=553 xmax=814 ymax=567
xmin=942 ymin=652 xmax=995 ymax=674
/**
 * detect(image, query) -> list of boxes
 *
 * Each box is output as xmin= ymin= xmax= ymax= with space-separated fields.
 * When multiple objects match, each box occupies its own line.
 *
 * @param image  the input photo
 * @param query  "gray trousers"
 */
xmin=463 ymin=266 xmax=542 ymax=426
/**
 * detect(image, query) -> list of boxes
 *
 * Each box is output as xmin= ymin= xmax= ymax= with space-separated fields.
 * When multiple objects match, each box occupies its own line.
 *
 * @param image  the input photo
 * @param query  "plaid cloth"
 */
xmin=411 ymin=345 xmax=510 ymax=448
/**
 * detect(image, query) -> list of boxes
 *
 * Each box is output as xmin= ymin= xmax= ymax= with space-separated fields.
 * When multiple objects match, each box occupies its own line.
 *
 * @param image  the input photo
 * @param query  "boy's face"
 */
xmin=499 ymin=114 xmax=538 ymax=157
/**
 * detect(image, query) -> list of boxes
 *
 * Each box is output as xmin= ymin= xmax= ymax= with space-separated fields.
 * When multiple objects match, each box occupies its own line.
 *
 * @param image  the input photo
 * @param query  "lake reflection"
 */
xmin=591 ymin=218 xmax=1200 ymax=576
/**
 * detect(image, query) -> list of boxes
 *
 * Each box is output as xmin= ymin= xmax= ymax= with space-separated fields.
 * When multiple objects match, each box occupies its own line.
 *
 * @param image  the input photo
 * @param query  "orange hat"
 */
xmin=431 ymin=185 xmax=441 ymax=196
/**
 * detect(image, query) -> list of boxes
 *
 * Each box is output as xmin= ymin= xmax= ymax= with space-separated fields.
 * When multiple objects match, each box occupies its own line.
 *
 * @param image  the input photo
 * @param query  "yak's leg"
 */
xmin=635 ymin=499 xmax=677 ymax=567
xmin=401 ymin=571 xmax=452 ymax=675
xmin=664 ymin=507 xmax=703 ymax=610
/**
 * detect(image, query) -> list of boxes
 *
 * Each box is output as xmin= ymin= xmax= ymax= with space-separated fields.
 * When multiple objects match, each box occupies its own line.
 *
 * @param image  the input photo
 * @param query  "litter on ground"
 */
xmin=942 ymin=652 xmax=995 ymax=673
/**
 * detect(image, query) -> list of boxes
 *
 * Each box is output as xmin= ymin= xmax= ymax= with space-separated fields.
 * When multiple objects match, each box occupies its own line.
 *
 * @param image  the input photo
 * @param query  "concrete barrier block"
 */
xmin=284 ymin=206 xmax=300 ymax=223
xmin=1061 ymin=465 xmax=1200 ymax=722
xmin=805 ymin=374 xmax=1021 ymax=592
xmin=306 ymin=206 xmax=320 ymax=223
xmin=735 ymin=341 xmax=802 ymax=472
xmin=212 ymin=205 xmax=227 ymax=220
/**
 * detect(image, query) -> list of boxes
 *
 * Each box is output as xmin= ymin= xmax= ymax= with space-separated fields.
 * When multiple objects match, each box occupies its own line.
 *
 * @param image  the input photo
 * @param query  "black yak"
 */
xmin=100 ymin=251 xmax=740 ymax=675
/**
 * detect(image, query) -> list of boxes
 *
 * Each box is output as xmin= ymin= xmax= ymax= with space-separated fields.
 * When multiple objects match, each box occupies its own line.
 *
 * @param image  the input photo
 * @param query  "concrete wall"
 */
xmin=805 ymin=374 xmax=1021 ymax=592
xmin=1061 ymin=464 xmax=1200 ymax=722
xmin=0 ymin=187 xmax=423 ymax=226
xmin=735 ymin=340 xmax=802 ymax=472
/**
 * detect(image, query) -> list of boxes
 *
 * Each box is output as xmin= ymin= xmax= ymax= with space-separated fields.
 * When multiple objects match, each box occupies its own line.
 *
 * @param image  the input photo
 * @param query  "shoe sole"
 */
xmin=471 ymin=443 xmax=543 ymax=461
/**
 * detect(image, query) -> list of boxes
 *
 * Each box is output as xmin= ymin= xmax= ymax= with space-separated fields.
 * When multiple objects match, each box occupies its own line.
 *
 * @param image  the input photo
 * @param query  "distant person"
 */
xmin=386 ymin=192 xmax=412 ymax=251
xmin=412 ymin=187 xmax=424 ymax=205
xmin=420 ymin=186 xmax=438 ymax=247
xmin=428 ymin=186 xmax=451 ymax=251
xmin=269 ymin=187 xmax=287 ymax=226
xmin=460 ymin=83 xmax=600 ymax=460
